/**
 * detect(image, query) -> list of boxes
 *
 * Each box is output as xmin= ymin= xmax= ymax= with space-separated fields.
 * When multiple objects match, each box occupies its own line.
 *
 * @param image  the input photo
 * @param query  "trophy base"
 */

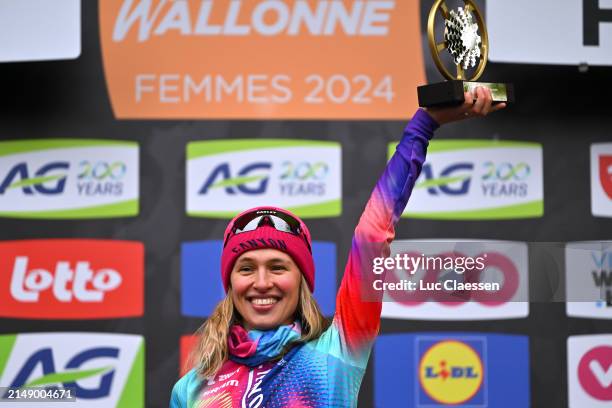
xmin=417 ymin=80 xmax=515 ymax=108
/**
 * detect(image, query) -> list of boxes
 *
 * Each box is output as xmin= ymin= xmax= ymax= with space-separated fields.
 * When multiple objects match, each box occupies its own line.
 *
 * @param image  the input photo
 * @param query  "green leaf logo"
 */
xmin=24 ymin=366 xmax=114 ymax=387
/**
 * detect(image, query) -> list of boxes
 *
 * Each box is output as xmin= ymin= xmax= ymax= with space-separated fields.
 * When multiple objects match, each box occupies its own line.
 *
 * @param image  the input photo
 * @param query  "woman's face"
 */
xmin=230 ymin=249 xmax=301 ymax=331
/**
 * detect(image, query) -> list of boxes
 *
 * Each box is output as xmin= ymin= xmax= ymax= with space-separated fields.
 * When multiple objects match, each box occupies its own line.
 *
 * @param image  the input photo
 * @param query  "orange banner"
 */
xmin=99 ymin=0 xmax=425 ymax=119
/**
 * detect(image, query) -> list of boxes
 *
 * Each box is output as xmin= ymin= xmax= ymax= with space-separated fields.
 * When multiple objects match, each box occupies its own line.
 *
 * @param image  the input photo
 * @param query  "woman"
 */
xmin=171 ymin=88 xmax=503 ymax=407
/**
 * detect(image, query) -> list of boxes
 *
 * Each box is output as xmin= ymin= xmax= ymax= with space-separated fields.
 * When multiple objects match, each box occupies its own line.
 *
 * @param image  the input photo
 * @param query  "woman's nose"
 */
xmin=252 ymin=268 xmax=273 ymax=290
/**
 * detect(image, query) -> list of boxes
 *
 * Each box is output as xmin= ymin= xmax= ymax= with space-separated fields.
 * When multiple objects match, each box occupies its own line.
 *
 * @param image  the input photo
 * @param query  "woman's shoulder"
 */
xmin=303 ymin=321 xmax=343 ymax=356
xmin=170 ymin=368 xmax=202 ymax=407
xmin=175 ymin=367 xmax=199 ymax=383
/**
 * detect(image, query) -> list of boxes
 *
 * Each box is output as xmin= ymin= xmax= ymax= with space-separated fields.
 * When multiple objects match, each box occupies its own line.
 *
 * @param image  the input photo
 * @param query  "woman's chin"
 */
xmin=244 ymin=313 xmax=295 ymax=331
xmin=244 ymin=316 xmax=277 ymax=330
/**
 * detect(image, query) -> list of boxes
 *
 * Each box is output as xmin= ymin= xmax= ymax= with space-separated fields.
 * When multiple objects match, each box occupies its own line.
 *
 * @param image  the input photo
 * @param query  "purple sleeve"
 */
xmin=333 ymin=109 xmax=439 ymax=354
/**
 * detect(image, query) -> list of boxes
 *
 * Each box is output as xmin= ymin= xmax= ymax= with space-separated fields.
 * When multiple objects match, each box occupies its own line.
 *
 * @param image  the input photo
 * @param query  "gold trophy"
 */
xmin=417 ymin=0 xmax=514 ymax=107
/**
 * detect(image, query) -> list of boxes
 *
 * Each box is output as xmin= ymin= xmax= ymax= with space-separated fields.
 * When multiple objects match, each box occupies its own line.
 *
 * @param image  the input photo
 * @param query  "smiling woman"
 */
xmin=231 ymin=249 xmax=303 ymax=330
xmin=170 ymin=89 xmax=503 ymax=408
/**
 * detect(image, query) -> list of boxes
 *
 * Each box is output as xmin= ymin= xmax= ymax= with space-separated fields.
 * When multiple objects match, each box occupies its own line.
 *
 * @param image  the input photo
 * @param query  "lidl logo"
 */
xmin=591 ymin=143 xmax=612 ymax=217
xmin=381 ymin=240 xmax=529 ymax=320
xmin=566 ymin=242 xmax=612 ymax=319
xmin=186 ymin=140 xmax=341 ymax=218
xmin=419 ymin=340 xmax=484 ymax=405
xmin=0 ymin=240 xmax=144 ymax=319
xmin=0 ymin=140 xmax=138 ymax=218
xmin=375 ymin=333 xmax=529 ymax=407
xmin=99 ymin=0 xmax=424 ymax=119
xmin=389 ymin=140 xmax=543 ymax=219
xmin=181 ymin=240 xmax=336 ymax=317
xmin=0 ymin=333 xmax=144 ymax=407
xmin=568 ymin=335 xmax=612 ymax=407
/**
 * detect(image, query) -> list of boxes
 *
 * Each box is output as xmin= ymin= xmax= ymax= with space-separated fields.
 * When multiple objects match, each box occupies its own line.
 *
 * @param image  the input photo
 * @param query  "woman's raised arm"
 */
xmin=332 ymin=88 xmax=502 ymax=358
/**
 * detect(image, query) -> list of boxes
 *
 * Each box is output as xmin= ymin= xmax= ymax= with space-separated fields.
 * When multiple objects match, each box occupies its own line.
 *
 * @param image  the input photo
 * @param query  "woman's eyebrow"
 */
xmin=267 ymin=258 xmax=289 ymax=264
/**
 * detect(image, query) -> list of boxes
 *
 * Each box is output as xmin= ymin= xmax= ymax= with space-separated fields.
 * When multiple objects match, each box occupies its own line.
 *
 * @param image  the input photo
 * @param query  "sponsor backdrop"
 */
xmin=0 ymin=1 xmax=611 ymax=407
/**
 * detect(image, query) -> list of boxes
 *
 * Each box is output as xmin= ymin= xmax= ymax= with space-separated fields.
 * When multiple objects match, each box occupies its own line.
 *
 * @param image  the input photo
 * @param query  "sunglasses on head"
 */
xmin=224 ymin=209 xmax=312 ymax=253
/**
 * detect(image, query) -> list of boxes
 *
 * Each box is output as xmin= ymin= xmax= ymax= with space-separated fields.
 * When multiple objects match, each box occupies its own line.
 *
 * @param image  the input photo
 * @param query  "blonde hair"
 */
xmin=187 ymin=276 xmax=329 ymax=378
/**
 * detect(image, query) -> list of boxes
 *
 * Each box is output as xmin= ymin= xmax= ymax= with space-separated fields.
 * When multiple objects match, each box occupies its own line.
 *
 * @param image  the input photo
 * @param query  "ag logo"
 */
xmin=199 ymin=162 xmax=272 ymax=196
xmin=0 ymin=333 xmax=144 ymax=407
xmin=418 ymin=339 xmax=484 ymax=405
xmin=419 ymin=163 xmax=473 ymax=195
xmin=420 ymin=161 xmax=531 ymax=196
xmin=7 ymin=348 xmax=118 ymax=398
xmin=0 ymin=161 xmax=69 ymax=195
xmin=0 ymin=140 xmax=139 ymax=219
xmin=187 ymin=140 xmax=341 ymax=218
xmin=389 ymin=140 xmax=543 ymax=220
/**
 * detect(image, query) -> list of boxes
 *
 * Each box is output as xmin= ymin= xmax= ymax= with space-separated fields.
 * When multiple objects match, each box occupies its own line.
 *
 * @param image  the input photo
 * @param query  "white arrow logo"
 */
xmin=590 ymin=360 xmax=612 ymax=388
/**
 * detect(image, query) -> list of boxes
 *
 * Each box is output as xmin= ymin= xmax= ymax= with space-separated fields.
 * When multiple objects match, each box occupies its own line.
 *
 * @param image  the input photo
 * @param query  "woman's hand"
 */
xmin=424 ymin=86 xmax=506 ymax=125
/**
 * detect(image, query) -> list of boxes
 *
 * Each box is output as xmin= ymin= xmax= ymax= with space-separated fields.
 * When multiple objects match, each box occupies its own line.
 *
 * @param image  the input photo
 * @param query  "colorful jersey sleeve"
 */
xmin=170 ymin=369 xmax=198 ymax=408
xmin=323 ymin=109 xmax=439 ymax=364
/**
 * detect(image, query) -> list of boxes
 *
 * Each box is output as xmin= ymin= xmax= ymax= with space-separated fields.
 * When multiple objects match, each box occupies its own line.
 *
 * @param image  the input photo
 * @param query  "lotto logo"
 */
xmin=10 ymin=257 xmax=122 ymax=302
xmin=0 ymin=240 xmax=144 ymax=319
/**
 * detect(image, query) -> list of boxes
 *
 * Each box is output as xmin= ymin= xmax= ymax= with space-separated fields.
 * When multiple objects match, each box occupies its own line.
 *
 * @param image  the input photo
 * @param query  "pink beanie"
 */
xmin=221 ymin=207 xmax=315 ymax=292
